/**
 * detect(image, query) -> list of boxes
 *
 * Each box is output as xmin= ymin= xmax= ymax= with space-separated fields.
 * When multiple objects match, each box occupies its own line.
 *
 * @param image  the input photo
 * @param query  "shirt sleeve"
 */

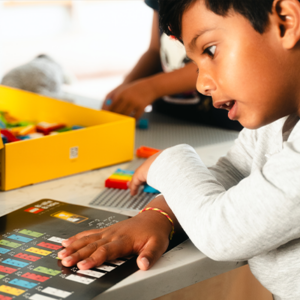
xmin=147 ymin=136 xmax=300 ymax=262
xmin=207 ymin=128 xmax=256 ymax=190
xmin=144 ymin=0 xmax=159 ymax=11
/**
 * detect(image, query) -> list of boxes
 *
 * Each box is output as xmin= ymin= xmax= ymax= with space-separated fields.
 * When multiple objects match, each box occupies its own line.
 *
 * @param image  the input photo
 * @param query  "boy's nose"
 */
xmin=196 ymin=74 xmax=216 ymax=96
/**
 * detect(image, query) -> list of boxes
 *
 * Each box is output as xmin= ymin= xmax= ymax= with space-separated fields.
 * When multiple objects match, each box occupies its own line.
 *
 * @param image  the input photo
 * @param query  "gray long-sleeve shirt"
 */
xmin=147 ymin=115 xmax=300 ymax=300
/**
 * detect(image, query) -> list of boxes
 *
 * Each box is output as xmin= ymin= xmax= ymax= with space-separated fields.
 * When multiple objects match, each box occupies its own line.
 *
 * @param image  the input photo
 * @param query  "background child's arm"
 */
xmin=102 ymin=11 xmax=198 ymax=119
xmin=58 ymin=195 xmax=182 ymax=271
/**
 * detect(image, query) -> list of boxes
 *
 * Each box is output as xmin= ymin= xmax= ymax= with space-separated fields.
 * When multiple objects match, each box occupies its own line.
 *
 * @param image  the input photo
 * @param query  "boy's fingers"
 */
xmin=137 ymin=238 xmax=168 ymax=271
xmin=59 ymin=232 xmax=104 ymax=260
xmin=77 ymin=239 xmax=132 ymax=270
xmin=61 ymin=229 xmax=103 ymax=248
xmin=129 ymin=175 xmax=144 ymax=195
xmin=60 ymin=236 xmax=110 ymax=267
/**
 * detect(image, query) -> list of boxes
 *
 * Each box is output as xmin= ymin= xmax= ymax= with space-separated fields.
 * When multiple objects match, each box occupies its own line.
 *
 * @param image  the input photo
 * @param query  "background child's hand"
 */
xmin=102 ymin=78 xmax=157 ymax=120
xmin=129 ymin=151 xmax=162 ymax=195
xmin=58 ymin=203 xmax=171 ymax=271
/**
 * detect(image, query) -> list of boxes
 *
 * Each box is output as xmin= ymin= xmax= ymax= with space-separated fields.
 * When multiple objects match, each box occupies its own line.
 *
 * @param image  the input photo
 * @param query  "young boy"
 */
xmin=58 ymin=0 xmax=300 ymax=298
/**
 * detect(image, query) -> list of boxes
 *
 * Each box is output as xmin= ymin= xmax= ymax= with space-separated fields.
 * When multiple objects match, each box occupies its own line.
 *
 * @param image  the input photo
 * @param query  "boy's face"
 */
xmin=182 ymin=0 xmax=299 ymax=129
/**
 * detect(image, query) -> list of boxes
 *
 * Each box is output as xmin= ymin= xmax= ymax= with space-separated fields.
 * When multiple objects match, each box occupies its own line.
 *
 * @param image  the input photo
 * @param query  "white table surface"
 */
xmin=0 ymin=140 xmax=245 ymax=300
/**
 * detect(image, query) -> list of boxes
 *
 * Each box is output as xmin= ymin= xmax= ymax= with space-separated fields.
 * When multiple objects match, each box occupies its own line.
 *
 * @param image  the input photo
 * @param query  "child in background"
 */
xmin=59 ymin=0 xmax=300 ymax=298
xmin=102 ymin=0 xmax=242 ymax=131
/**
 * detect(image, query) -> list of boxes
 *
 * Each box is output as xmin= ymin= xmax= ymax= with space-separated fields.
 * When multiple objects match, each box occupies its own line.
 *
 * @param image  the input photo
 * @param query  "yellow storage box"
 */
xmin=0 ymin=85 xmax=135 ymax=191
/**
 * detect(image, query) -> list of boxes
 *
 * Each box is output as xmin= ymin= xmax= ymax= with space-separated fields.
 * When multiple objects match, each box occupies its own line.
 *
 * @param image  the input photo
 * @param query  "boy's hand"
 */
xmin=129 ymin=151 xmax=161 ymax=195
xmin=102 ymin=79 xmax=157 ymax=120
xmin=58 ymin=203 xmax=171 ymax=271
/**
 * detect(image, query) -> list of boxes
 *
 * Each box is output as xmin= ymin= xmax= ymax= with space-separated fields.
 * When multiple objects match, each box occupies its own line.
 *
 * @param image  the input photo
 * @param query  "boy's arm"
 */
xmin=146 ymin=137 xmax=300 ymax=262
xmin=207 ymin=128 xmax=256 ymax=190
xmin=58 ymin=194 xmax=183 ymax=270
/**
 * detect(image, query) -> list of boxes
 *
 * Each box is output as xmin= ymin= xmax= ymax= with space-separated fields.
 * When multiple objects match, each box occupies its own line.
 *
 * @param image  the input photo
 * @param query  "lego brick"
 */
xmin=47 ymin=236 xmax=65 ymax=244
xmin=114 ymin=168 xmax=134 ymax=175
xmin=0 ymin=248 xmax=9 ymax=254
xmin=36 ymin=242 xmax=62 ymax=251
xmin=19 ymin=229 xmax=44 ymax=238
xmin=56 ymin=127 xmax=72 ymax=132
xmin=36 ymin=122 xmax=65 ymax=135
xmin=17 ymin=135 xmax=30 ymax=140
xmin=143 ymin=184 xmax=160 ymax=194
xmin=19 ymin=125 xmax=36 ymax=136
xmin=107 ymin=259 xmax=126 ymax=266
xmin=0 ymin=130 xmax=20 ymax=143
xmin=29 ymin=294 xmax=57 ymax=300
xmin=2 ymin=259 xmax=29 ymax=268
xmin=8 ymin=234 xmax=32 ymax=243
xmin=1 ymin=135 xmax=7 ymax=144
xmin=41 ymin=287 xmax=72 ymax=298
xmin=33 ymin=266 xmax=61 ymax=276
xmin=77 ymin=269 xmax=106 ymax=278
xmin=8 ymin=126 xmax=27 ymax=136
xmin=24 ymin=207 xmax=44 ymax=214
xmin=0 ymin=240 xmax=21 ymax=248
xmin=0 ymin=265 xmax=17 ymax=274
xmin=105 ymin=99 xmax=112 ymax=106
xmin=105 ymin=178 xmax=129 ymax=190
xmin=9 ymin=278 xmax=37 ymax=289
xmin=136 ymin=146 xmax=160 ymax=158
xmin=26 ymin=133 xmax=44 ymax=139
xmin=0 ymin=113 xmax=8 ymax=128
xmin=14 ymin=253 xmax=41 ymax=262
xmin=137 ymin=118 xmax=149 ymax=129
xmin=26 ymin=248 xmax=51 ymax=256
xmin=21 ymin=272 xmax=49 ymax=282
xmin=109 ymin=174 xmax=133 ymax=181
xmin=65 ymin=274 xmax=95 ymax=285
xmin=0 ymin=285 xmax=25 ymax=296
xmin=95 ymin=264 xmax=116 ymax=272
xmin=71 ymin=125 xmax=84 ymax=130
xmin=0 ymin=275 xmax=5 ymax=280
xmin=0 ymin=294 xmax=12 ymax=300
xmin=9 ymin=125 xmax=36 ymax=136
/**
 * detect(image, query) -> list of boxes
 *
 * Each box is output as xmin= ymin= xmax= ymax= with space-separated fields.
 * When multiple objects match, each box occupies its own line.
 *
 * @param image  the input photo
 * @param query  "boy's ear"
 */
xmin=273 ymin=0 xmax=300 ymax=49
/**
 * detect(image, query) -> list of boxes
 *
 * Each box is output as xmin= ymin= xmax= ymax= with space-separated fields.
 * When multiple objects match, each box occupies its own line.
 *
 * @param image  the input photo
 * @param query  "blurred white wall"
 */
xmin=0 ymin=1 xmax=153 ymax=79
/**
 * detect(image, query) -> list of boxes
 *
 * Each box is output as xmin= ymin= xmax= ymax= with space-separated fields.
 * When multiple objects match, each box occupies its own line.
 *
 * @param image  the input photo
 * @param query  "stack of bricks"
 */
xmin=104 ymin=169 xmax=134 ymax=190
xmin=105 ymin=168 xmax=160 ymax=194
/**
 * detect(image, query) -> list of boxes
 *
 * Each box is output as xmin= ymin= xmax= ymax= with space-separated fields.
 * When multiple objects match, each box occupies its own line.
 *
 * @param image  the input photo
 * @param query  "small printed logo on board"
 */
xmin=51 ymin=211 xmax=88 ymax=224
xmin=24 ymin=207 xmax=44 ymax=214
xmin=70 ymin=146 xmax=79 ymax=159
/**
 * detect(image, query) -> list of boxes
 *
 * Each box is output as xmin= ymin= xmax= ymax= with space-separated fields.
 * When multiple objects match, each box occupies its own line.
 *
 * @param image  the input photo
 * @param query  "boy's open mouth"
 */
xmin=218 ymin=100 xmax=236 ymax=111
xmin=213 ymin=100 xmax=238 ymax=120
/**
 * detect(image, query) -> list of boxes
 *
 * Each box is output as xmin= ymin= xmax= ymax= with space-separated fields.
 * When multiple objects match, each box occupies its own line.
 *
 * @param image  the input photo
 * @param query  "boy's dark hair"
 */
xmin=159 ymin=0 xmax=275 ymax=42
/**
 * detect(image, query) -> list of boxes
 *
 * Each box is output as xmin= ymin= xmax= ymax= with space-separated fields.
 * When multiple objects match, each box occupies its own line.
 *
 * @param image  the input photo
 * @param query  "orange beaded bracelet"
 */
xmin=139 ymin=207 xmax=175 ymax=240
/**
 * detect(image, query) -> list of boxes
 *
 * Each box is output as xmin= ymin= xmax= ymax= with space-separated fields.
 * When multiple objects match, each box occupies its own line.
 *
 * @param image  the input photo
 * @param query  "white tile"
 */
xmin=65 ymin=274 xmax=95 ymax=285
xmin=42 ymin=287 xmax=72 ymax=298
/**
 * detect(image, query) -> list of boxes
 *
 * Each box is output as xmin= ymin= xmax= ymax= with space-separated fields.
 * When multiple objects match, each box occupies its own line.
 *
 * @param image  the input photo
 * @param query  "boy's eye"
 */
xmin=203 ymin=45 xmax=216 ymax=57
